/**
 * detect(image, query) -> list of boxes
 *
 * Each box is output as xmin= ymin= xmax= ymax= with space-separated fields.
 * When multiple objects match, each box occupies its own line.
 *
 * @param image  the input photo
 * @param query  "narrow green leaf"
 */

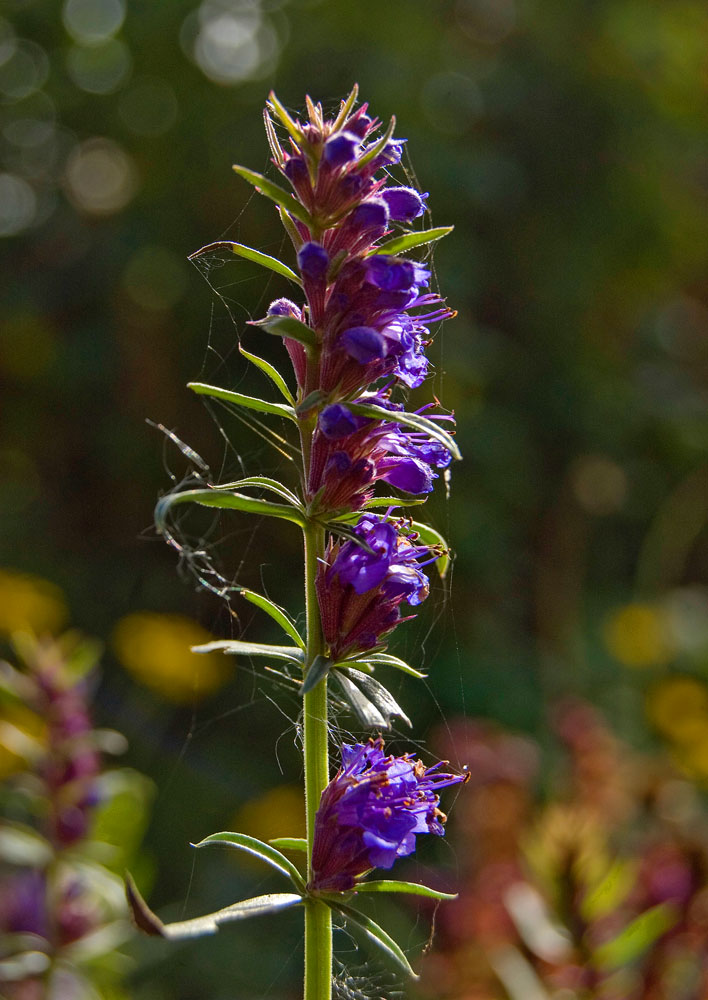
xmin=372 ymin=226 xmax=454 ymax=257
xmin=192 ymin=640 xmax=304 ymax=666
xmin=410 ymin=521 xmax=450 ymax=579
xmin=155 ymin=489 xmax=306 ymax=530
xmin=266 ymin=91 xmax=304 ymax=146
xmin=0 ymin=824 xmax=53 ymax=866
xmin=363 ymin=496 xmax=427 ymax=510
xmin=581 ymin=859 xmax=637 ymax=923
xmin=254 ymin=314 xmax=318 ymax=352
xmin=194 ymin=831 xmax=307 ymax=892
xmin=360 ymin=652 xmax=427 ymax=680
xmin=211 ymin=475 xmax=301 ymax=506
xmin=190 ymin=241 xmax=301 ymax=285
xmin=357 ymin=116 xmax=396 ymax=169
xmin=328 ymin=900 xmax=418 ymax=979
xmin=240 ymin=589 xmax=305 ymax=650
xmin=269 ymin=837 xmax=307 ymax=853
xmin=232 ymin=164 xmax=312 ymax=226
xmin=333 ymin=671 xmax=387 ymax=729
xmin=187 ymin=382 xmax=296 ymax=422
xmin=296 ymin=389 xmax=326 ymax=416
xmin=229 ymin=242 xmax=301 ymax=284
xmin=278 ymin=206 xmax=304 ymax=251
xmin=301 ymin=654 xmax=333 ymax=695
xmin=593 ymin=903 xmax=677 ymax=970
xmin=239 ymin=345 xmax=295 ymax=405
xmin=332 ymin=83 xmax=359 ymax=131
xmin=353 ymin=880 xmax=457 ymax=901
xmin=127 ymin=875 xmax=302 ymax=940
xmin=346 ymin=403 xmax=461 ymax=461
xmin=342 ymin=668 xmax=411 ymax=727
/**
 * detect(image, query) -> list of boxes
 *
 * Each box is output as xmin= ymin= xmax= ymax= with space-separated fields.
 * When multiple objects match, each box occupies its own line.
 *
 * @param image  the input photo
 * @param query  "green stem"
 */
xmin=302 ymin=520 xmax=332 ymax=1000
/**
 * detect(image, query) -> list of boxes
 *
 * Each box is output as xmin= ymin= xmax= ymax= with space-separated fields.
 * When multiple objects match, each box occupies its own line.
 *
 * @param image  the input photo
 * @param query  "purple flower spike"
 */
xmin=297 ymin=242 xmax=329 ymax=281
xmin=316 ymin=514 xmax=437 ymax=658
xmin=310 ymin=737 xmax=467 ymax=891
xmin=323 ymin=131 xmax=361 ymax=168
xmin=381 ymin=186 xmax=427 ymax=223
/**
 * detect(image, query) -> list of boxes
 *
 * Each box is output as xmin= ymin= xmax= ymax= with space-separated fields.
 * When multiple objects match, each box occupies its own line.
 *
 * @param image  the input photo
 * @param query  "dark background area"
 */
xmin=3 ymin=0 xmax=708 ymax=996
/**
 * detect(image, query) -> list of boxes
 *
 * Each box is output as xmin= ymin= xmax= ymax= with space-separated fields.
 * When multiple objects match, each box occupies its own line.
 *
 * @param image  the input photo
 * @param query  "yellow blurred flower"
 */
xmin=646 ymin=676 xmax=708 ymax=745
xmin=0 ymin=702 xmax=45 ymax=779
xmin=232 ymin=785 xmax=306 ymax=845
xmin=0 ymin=568 xmax=68 ymax=635
xmin=603 ymin=601 xmax=673 ymax=668
xmin=112 ymin=612 xmax=230 ymax=703
xmin=670 ymin=728 xmax=708 ymax=783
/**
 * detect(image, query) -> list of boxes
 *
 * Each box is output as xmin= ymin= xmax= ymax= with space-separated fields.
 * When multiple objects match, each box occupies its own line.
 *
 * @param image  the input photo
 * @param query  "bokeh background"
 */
xmin=3 ymin=0 xmax=708 ymax=997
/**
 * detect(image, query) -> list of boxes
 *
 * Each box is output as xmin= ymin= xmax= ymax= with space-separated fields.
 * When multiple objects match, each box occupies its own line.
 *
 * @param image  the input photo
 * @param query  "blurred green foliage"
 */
xmin=2 ymin=0 xmax=708 ymax=996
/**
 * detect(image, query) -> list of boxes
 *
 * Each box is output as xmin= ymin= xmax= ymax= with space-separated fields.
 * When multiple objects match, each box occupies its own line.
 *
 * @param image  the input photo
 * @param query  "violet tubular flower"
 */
xmin=310 ymin=738 xmax=468 ymax=892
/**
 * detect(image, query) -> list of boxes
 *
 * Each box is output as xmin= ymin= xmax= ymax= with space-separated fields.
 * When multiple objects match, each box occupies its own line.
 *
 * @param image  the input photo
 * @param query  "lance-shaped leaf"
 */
xmin=301 ymin=654 xmax=333 ymax=695
xmin=296 ymin=390 xmax=326 ymax=416
xmin=359 ymin=652 xmax=427 ymax=680
xmin=194 ymin=832 xmax=307 ymax=892
xmin=331 ymin=83 xmax=359 ymax=131
xmin=239 ymin=589 xmax=305 ymax=650
xmin=211 ymin=475 xmax=301 ymax=507
xmin=192 ymin=639 xmax=304 ymax=667
xmin=371 ymin=226 xmax=454 ymax=257
xmin=332 ymin=669 xmax=410 ymax=729
xmin=328 ymin=900 xmax=418 ymax=980
xmin=410 ymin=521 xmax=450 ymax=579
xmin=232 ymin=164 xmax=313 ymax=226
xmin=593 ymin=903 xmax=677 ymax=970
xmin=253 ymin=314 xmax=318 ymax=352
xmin=363 ymin=496 xmax=427 ymax=510
xmin=341 ymin=668 xmax=411 ymax=727
xmin=333 ymin=670 xmax=387 ymax=728
xmin=357 ymin=116 xmax=396 ymax=169
xmin=266 ymin=91 xmax=304 ymax=146
xmin=126 ymin=875 xmax=302 ymax=940
xmin=189 ymin=241 xmax=302 ymax=286
xmin=346 ymin=403 xmax=461 ymax=461
xmin=155 ymin=489 xmax=307 ymax=532
xmin=187 ymin=382 xmax=297 ymax=422
xmin=269 ymin=837 xmax=307 ymax=853
xmin=239 ymin=345 xmax=295 ymax=405
xmin=352 ymin=880 xmax=457 ymax=901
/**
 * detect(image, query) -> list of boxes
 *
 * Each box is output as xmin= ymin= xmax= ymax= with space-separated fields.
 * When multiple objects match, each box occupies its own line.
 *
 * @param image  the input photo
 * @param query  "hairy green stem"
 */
xmin=303 ymin=520 xmax=332 ymax=1000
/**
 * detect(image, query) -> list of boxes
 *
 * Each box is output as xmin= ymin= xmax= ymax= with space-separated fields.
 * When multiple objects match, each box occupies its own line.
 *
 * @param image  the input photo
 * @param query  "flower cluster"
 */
xmin=260 ymin=91 xmax=455 ymax=657
xmin=316 ymin=514 xmax=438 ymax=660
xmin=308 ymin=393 xmax=453 ymax=512
xmin=0 ymin=633 xmax=151 ymax=999
xmin=310 ymin=738 xmax=467 ymax=892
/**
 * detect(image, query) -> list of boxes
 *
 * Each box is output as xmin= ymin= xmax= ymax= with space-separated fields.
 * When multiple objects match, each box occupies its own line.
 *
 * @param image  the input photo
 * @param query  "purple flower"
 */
xmin=316 ymin=514 xmax=438 ymax=658
xmin=309 ymin=737 xmax=467 ymax=891
xmin=340 ymin=325 xmax=388 ymax=364
xmin=323 ymin=131 xmax=361 ymax=168
xmin=308 ymin=395 xmax=453 ymax=512
xmin=266 ymin=298 xmax=307 ymax=388
xmin=381 ymin=186 xmax=427 ymax=223
xmin=297 ymin=242 xmax=329 ymax=281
